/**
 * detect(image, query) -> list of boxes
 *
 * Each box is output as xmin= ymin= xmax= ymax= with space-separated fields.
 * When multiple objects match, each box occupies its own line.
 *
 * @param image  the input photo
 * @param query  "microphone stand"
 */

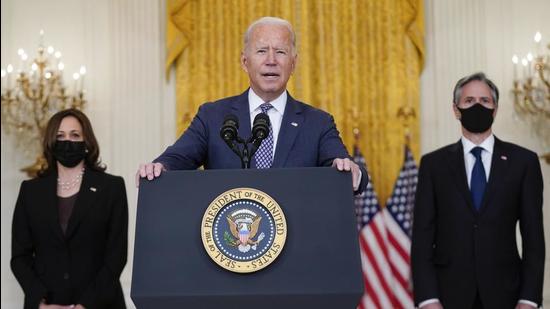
xmin=221 ymin=118 xmax=268 ymax=169
xmin=236 ymin=137 xmax=251 ymax=169
xmin=232 ymin=136 xmax=263 ymax=169
xmin=248 ymin=137 xmax=262 ymax=162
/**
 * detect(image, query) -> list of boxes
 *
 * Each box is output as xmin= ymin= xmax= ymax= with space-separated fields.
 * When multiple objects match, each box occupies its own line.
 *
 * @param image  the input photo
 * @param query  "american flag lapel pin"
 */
xmin=291 ymin=122 xmax=298 ymax=127
xmin=500 ymin=155 xmax=507 ymax=161
xmin=90 ymin=187 xmax=97 ymax=192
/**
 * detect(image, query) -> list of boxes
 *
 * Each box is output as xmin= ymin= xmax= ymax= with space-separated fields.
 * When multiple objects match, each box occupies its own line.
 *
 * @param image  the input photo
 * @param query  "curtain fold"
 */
xmin=166 ymin=0 xmax=424 ymax=203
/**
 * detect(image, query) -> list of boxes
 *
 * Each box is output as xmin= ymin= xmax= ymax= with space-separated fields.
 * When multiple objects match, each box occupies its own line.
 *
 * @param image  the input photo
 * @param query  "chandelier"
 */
xmin=511 ymin=31 xmax=550 ymax=164
xmin=1 ymin=30 xmax=87 ymax=177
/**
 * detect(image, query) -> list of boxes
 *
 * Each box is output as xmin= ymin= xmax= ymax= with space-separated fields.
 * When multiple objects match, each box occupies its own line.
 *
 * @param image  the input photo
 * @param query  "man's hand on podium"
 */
xmin=136 ymin=162 xmax=165 ymax=187
xmin=332 ymin=158 xmax=361 ymax=191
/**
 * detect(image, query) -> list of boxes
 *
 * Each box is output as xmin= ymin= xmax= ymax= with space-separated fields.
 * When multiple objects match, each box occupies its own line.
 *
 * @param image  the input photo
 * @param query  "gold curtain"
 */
xmin=166 ymin=0 xmax=424 ymax=204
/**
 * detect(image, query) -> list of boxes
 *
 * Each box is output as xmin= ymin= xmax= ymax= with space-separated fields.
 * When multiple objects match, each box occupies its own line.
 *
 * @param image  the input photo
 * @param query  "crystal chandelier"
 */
xmin=1 ymin=30 xmax=87 ymax=177
xmin=511 ymin=31 xmax=550 ymax=164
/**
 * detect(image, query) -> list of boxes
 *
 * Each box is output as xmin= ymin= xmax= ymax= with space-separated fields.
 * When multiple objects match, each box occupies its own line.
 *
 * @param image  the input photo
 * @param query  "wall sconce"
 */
xmin=512 ymin=31 xmax=550 ymax=164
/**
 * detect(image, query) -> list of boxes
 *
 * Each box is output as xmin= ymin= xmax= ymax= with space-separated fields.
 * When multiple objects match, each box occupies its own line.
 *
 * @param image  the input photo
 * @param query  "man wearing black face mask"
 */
xmin=411 ymin=72 xmax=545 ymax=309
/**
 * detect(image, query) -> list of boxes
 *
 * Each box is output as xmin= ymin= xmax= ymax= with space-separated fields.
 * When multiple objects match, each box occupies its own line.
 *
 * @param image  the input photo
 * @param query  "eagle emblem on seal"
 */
xmin=224 ymin=209 xmax=265 ymax=253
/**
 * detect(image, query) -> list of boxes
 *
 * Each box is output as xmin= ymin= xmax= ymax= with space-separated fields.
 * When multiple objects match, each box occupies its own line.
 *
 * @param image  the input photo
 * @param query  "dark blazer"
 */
xmin=411 ymin=137 xmax=545 ymax=308
xmin=11 ymin=168 xmax=128 ymax=309
xmin=155 ymin=89 xmax=368 ymax=192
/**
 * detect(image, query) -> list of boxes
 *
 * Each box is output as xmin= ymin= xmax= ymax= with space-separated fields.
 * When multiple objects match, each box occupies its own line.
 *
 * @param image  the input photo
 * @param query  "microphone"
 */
xmin=251 ymin=112 xmax=270 ymax=141
xmin=220 ymin=114 xmax=239 ymax=142
xmin=219 ymin=113 xmax=271 ymax=169
xmin=249 ymin=113 xmax=271 ymax=160
xmin=220 ymin=114 xmax=247 ymax=168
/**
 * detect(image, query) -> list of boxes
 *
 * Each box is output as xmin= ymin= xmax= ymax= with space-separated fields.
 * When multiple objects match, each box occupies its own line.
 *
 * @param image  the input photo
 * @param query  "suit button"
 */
xmin=63 ymin=273 xmax=70 ymax=280
xmin=473 ymin=224 xmax=478 ymax=228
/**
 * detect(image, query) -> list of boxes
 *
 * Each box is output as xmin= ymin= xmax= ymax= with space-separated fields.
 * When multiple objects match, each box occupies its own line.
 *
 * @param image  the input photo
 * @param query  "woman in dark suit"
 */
xmin=11 ymin=109 xmax=128 ymax=309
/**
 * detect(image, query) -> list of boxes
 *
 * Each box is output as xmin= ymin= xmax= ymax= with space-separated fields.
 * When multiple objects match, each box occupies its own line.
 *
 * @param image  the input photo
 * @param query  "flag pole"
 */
xmin=349 ymin=105 xmax=361 ymax=150
xmin=353 ymin=127 xmax=360 ymax=149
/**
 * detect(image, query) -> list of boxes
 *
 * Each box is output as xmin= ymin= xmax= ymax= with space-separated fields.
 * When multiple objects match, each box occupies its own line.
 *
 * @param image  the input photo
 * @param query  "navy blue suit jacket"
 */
xmin=155 ymin=90 xmax=367 ymax=193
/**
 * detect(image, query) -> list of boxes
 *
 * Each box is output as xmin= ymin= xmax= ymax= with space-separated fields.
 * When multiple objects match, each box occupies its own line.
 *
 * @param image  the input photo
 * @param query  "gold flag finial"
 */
xmin=397 ymin=105 xmax=417 ymax=147
xmin=349 ymin=105 xmax=361 ymax=148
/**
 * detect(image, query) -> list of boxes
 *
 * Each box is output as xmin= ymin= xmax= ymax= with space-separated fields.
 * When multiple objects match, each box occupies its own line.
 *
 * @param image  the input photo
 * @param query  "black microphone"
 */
xmin=251 ymin=112 xmax=270 ymax=140
xmin=249 ymin=113 xmax=271 ymax=161
xmin=220 ymin=114 xmax=248 ymax=168
xmin=220 ymin=114 xmax=239 ymax=142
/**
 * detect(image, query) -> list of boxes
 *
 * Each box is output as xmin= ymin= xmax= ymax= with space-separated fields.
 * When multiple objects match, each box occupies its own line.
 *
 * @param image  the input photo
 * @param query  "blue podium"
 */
xmin=131 ymin=167 xmax=363 ymax=308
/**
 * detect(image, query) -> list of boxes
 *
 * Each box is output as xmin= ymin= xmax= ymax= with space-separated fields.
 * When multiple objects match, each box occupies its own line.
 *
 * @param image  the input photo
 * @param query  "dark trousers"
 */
xmin=472 ymin=292 xmax=483 ymax=309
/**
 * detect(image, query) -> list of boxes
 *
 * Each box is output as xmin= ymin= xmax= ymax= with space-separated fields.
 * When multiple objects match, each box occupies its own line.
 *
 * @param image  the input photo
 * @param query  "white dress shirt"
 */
xmin=248 ymin=88 xmax=286 ymax=154
xmin=462 ymin=134 xmax=494 ymax=187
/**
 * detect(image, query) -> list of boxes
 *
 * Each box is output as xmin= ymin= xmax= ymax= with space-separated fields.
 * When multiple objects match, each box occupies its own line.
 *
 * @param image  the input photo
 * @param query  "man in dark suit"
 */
xmin=411 ymin=72 xmax=545 ymax=309
xmin=137 ymin=16 xmax=367 ymax=193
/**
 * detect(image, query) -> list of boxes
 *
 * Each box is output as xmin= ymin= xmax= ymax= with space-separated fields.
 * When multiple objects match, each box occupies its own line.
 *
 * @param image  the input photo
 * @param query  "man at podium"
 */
xmin=137 ymin=16 xmax=367 ymax=194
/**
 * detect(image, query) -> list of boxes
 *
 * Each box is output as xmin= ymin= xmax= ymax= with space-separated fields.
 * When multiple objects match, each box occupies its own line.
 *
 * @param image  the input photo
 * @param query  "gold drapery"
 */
xmin=166 ymin=0 xmax=424 ymax=203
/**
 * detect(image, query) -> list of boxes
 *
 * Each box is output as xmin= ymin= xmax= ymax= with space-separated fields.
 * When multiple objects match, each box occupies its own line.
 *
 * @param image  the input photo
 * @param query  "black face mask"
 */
xmin=53 ymin=141 xmax=87 ymax=168
xmin=457 ymin=104 xmax=495 ymax=133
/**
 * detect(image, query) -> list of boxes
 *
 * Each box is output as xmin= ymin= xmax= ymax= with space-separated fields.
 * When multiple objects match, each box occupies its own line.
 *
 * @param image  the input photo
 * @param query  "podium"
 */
xmin=131 ymin=167 xmax=363 ymax=308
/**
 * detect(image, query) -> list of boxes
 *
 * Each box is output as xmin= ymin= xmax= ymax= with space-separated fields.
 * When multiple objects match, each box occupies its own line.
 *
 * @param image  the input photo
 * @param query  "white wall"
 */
xmin=1 ymin=0 xmax=549 ymax=307
xmin=422 ymin=0 xmax=550 ymax=306
xmin=1 ymin=0 xmax=175 ymax=307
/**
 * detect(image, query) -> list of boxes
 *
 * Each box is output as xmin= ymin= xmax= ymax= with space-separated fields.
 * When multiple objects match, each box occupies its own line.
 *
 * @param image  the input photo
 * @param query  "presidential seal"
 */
xmin=201 ymin=188 xmax=287 ymax=273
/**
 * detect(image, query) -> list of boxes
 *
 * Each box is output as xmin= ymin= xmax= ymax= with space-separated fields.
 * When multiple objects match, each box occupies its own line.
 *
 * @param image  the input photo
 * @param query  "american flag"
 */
xmin=354 ymin=146 xmax=398 ymax=308
xmin=382 ymin=145 xmax=418 ymax=308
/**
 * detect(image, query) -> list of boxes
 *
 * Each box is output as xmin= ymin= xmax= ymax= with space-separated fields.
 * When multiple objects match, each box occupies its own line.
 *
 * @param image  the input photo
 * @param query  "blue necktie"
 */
xmin=470 ymin=147 xmax=487 ymax=211
xmin=255 ymin=103 xmax=274 ymax=169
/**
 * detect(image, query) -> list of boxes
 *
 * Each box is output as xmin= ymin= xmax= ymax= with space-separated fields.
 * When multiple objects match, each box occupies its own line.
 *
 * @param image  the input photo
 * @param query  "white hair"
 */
xmin=243 ymin=16 xmax=296 ymax=55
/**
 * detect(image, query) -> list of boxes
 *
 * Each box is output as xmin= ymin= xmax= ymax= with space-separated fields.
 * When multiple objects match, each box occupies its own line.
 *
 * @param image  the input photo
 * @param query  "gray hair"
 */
xmin=452 ymin=72 xmax=499 ymax=105
xmin=243 ymin=17 xmax=296 ymax=55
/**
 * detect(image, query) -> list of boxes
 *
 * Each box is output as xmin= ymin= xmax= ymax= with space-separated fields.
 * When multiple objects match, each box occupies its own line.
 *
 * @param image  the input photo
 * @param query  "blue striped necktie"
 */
xmin=470 ymin=146 xmax=487 ymax=211
xmin=255 ymin=103 xmax=274 ymax=169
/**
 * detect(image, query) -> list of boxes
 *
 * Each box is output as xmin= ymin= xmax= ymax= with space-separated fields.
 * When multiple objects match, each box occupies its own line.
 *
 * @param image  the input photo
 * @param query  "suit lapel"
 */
xmin=272 ymin=93 xmax=303 ymax=168
xmin=65 ymin=169 xmax=100 ymax=239
xmin=231 ymin=90 xmax=252 ymax=142
xmin=478 ymin=137 xmax=509 ymax=214
xmin=446 ymin=140 xmax=476 ymax=213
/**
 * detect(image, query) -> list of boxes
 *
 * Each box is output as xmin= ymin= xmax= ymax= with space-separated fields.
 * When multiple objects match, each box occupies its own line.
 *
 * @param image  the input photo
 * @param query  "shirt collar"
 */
xmin=248 ymin=88 xmax=287 ymax=114
xmin=461 ymin=134 xmax=495 ymax=155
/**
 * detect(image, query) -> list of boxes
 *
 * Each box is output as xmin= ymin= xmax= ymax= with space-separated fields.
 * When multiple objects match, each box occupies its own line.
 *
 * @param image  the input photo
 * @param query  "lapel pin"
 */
xmin=291 ymin=122 xmax=298 ymax=127
xmin=90 ymin=187 xmax=97 ymax=192
xmin=501 ymin=155 xmax=507 ymax=160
